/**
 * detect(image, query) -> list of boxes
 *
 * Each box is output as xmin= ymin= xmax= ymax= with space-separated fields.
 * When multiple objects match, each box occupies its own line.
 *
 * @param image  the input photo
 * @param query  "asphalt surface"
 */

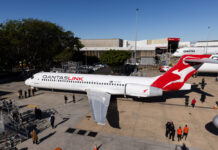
xmin=0 ymin=70 xmax=217 ymax=150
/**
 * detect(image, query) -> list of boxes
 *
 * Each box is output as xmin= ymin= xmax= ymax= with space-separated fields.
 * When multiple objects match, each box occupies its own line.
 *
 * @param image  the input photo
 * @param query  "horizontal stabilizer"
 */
xmin=185 ymin=58 xmax=218 ymax=64
xmin=179 ymin=83 xmax=191 ymax=90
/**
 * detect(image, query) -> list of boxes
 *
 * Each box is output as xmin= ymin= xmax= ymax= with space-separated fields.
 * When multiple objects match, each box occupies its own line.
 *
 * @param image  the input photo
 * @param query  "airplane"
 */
xmin=159 ymin=55 xmax=218 ymax=73
xmin=173 ymin=47 xmax=218 ymax=57
xmin=25 ymin=54 xmax=218 ymax=125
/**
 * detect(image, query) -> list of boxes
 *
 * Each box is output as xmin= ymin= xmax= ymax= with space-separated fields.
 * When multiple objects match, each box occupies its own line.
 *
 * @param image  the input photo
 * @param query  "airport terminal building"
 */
xmin=80 ymin=38 xmax=190 ymax=65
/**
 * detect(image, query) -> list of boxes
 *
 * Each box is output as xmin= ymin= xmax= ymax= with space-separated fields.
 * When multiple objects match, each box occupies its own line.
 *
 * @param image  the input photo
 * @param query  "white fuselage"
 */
xmin=173 ymin=47 xmax=218 ymax=57
xmin=172 ymin=54 xmax=218 ymax=73
xmin=25 ymin=72 xmax=158 ymax=95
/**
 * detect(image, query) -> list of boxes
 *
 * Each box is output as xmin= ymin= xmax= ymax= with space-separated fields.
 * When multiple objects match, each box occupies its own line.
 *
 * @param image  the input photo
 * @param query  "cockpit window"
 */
xmin=31 ymin=75 xmax=35 ymax=79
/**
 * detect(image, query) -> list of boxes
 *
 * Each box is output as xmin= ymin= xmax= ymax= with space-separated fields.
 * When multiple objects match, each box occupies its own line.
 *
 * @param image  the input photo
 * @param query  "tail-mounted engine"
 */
xmin=125 ymin=83 xmax=162 ymax=97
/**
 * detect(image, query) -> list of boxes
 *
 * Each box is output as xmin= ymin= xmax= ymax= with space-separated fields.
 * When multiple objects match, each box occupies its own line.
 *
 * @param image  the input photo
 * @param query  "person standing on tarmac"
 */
xmin=165 ymin=121 xmax=171 ymax=137
xmin=177 ymin=126 xmax=182 ymax=141
xmin=34 ymin=107 xmax=38 ymax=119
xmin=201 ymin=78 xmax=206 ymax=90
xmin=73 ymin=94 xmax=76 ymax=103
xmin=191 ymin=98 xmax=196 ymax=108
xmin=24 ymin=91 xmax=27 ymax=98
xmin=32 ymin=88 xmax=35 ymax=96
xmin=18 ymin=89 xmax=22 ymax=99
xmin=169 ymin=122 xmax=175 ymax=141
xmin=183 ymin=125 xmax=189 ymax=140
xmin=64 ymin=95 xmax=68 ymax=104
xmin=50 ymin=114 xmax=55 ymax=129
xmin=170 ymin=127 xmax=175 ymax=141
xmin=185 ymin=97 xmax=189 ymax=107
xmin=28 ymin=88 xmax=31 ymax=97
xmin=31 ymin=129 xmax=38 ymax=144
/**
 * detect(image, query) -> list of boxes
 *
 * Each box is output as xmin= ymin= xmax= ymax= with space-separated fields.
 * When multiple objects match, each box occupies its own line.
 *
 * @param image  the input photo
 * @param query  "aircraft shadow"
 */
xmin=105 ymin=83 xmax=214 ymax=128
xmin=205 ymin=121 xmax=218 ymax=136
xmin=191 ymin=84 xmax=213 ymax=97
xmin=39 ymin=88 xmax=86 ymax=95
xmin=107 ymin=96 xmax=120 ymax=129
xmin=0 ymin=90 xmax=12 ymax=97
xmin=132 ymin=96 xmax=166 ymax=103
xmin=197 ymin=72 xmax=218 ymax=77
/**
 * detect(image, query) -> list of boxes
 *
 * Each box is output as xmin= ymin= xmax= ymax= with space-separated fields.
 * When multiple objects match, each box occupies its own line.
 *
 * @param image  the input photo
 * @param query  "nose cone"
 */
xmin=172 ymin=52 xmax=180 ymax=57
xmin=25 ymin=78 xmax=31 ymax=86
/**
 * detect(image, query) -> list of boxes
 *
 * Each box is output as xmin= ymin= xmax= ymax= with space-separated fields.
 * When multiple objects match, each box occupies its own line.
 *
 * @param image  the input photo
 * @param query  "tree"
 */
xmin=0 ymin=18 xmax=84 ymax=72
xmin=100 ymin=50 xmax=131 ymax=73
xmin=54 ymin=32 xmax=84 ymax=62
xmin=100 ymin=50 xmax=131 ymax=66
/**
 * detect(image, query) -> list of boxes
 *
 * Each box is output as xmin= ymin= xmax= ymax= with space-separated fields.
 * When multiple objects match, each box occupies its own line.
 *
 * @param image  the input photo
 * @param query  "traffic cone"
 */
xmin=213 ymin=105 xmax=217 ymax=109
xmin=94 ymin=144 xmax=98 ymax=150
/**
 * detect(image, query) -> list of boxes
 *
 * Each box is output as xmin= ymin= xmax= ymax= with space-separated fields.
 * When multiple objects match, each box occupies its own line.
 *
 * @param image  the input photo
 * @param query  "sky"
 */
xmin=0 ymin=0 xmax=218 ymax=42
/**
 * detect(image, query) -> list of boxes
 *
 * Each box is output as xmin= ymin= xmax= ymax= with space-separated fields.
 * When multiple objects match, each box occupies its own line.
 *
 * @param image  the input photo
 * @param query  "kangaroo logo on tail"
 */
xmin=151 ymin=55 xmax=211 ymax=91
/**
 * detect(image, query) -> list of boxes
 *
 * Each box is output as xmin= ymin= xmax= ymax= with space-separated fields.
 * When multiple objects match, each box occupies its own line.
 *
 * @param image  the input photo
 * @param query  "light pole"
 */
xmin=134 ymin=8 xmax=139 ymax=65
xmin=206 ymin=26 xmax=210 ymax=54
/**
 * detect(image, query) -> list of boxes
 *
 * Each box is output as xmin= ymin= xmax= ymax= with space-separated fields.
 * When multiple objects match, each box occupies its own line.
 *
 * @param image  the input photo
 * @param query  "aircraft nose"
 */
xmin=172 ymin=53 xmax=180 ymax=57
xmin=25 ymin=78 xmax=31 ymax=86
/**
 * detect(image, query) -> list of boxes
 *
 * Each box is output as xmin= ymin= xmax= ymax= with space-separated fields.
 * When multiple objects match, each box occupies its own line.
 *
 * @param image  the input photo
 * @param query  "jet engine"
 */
xmin=125 ymin=84 xmax=162 ymax=97
xmin=213 ymin=115 xmax=218 ymax=128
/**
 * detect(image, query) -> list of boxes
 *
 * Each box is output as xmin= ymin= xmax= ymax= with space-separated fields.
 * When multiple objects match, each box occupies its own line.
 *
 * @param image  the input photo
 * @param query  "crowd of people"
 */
xmin=165 ymin=121 xmax=189 ymax=142
xmin=18 ymin=88 xmax=35 ymax=99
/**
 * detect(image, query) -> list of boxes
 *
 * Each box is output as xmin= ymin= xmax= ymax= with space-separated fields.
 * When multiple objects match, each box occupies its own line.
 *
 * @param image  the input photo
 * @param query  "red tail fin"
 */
xmin=151 ymin=55 xmax=211 ymax=91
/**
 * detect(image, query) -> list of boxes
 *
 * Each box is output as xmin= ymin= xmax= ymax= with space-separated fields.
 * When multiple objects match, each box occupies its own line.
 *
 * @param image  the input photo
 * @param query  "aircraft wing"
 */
xmin=86 ymin=89 xmax=111 ymax=125
xmin=185 ymin=58 xmax=218 ymax=64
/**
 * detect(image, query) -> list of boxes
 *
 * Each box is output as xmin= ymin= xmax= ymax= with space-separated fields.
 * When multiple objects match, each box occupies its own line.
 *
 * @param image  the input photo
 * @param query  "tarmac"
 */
xmin=0 ymin=70 xmax=217 ymax=150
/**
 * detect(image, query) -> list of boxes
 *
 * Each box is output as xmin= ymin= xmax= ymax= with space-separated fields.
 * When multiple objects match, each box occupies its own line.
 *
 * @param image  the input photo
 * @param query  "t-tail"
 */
xmin=151 ymin=55 xmax=212 ymax=91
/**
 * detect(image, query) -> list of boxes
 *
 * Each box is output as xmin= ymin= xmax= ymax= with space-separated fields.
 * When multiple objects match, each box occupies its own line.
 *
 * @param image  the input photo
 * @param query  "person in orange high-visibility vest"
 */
xmin=183 ymin=124 xmax=189 ymax=140
xmin=177 ymin=126 xmax=182 ymax=141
